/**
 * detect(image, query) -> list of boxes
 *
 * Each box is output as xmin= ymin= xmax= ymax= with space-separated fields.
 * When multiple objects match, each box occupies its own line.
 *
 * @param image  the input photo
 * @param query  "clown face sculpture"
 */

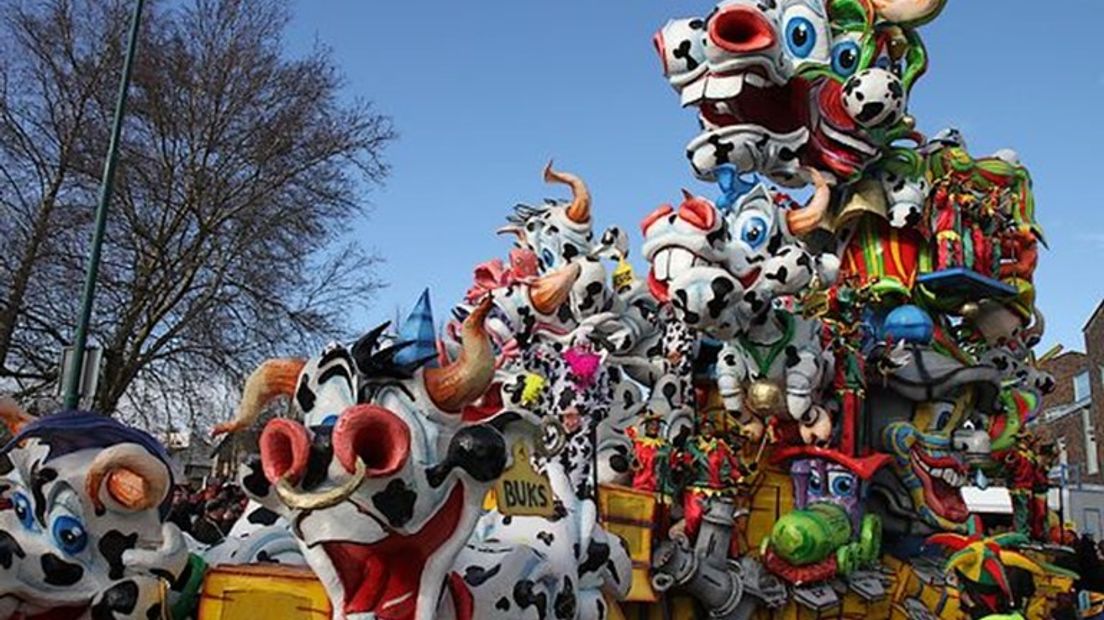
xmin=0 ymin=405 xmax=187 ymax=619
xmin=868 ymin=346 xmax=1000 ymax=534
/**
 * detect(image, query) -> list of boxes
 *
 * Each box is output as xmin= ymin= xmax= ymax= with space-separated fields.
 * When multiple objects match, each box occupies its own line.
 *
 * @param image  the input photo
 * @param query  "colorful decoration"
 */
xmin=3 ymin=3 xmax=1089 ymax=619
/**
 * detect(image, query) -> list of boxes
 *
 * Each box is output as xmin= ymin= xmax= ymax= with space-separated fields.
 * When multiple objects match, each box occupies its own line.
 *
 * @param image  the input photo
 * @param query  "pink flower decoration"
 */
xmin=564 ymin=347 xmax=601 ymax=388
xmin=463 ymin=249 xmax=539 ymax=303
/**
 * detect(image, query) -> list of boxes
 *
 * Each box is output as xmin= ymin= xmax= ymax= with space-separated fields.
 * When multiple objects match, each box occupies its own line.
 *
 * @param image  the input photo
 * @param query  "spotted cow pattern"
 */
xmin=0 ymin=411 xmax=188 ymax=620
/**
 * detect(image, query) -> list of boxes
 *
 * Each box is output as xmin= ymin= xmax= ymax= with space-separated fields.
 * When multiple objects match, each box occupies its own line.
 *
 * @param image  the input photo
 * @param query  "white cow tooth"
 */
xmin=655 ymin=249 xmax=671 ymax=280
xmin=744 ymin=72 xmax=769 ymax=89
xmin=669 ymin=248 xmax=694 ymax=277
xmin=704 ymin=73 xmax=744 ymax=100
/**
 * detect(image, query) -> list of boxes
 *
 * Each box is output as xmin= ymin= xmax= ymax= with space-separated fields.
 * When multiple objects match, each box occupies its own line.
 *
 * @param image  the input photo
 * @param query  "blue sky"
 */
xmin=286 ymin=1 xmax=1104 ymax=354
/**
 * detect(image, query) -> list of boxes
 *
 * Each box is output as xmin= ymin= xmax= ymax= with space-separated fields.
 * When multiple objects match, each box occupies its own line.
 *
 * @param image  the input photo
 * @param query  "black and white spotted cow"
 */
xmin=215 ymin=299 xmax=630 ymax=620
xmin=0 ymin=406 xmax=188 ymax=620
xmin=655 ymin=0 xmax=835 ymax=185
xmin=642 ymin=179 xmax=837 ymax=436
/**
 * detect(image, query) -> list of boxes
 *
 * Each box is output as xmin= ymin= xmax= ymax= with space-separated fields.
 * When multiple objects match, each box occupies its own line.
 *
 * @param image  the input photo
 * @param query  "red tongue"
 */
xmin=648 ymin=271 xmax=670 ymax=303
xmin=351 ymin=553 xmax=386 ymax=613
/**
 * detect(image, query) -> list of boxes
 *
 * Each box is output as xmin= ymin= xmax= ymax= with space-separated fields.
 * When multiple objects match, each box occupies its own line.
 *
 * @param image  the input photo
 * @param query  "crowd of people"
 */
xmin=166 ymin=477 xmax=249 ymax=545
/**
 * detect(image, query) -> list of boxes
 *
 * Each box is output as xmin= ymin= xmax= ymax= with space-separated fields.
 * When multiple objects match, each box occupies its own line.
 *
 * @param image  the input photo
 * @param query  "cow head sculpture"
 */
xmin=656 ymin=0 xmax=945 ymax=184
xmin=498 ymin=164 xmax=627 ymax=325
xmin=0 ymin=403 xmax=187 ymax=619
xmin=641 ymin=175 xmax=837 ymax=338
xmin=217 ymin=299 xmax=532 ymax=620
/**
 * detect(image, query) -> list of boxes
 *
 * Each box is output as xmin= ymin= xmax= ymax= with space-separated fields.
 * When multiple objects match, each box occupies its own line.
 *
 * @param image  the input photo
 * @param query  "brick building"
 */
xmin=1032 ymin=300 xmax=1104 ymax=535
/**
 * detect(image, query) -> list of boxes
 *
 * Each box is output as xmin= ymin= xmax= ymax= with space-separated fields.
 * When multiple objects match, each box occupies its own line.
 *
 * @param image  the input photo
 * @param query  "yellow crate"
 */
xmin=599 ymin=484 xmax=660 ymax=603
xmin=198 ymin=564 xmax=331 ymax=620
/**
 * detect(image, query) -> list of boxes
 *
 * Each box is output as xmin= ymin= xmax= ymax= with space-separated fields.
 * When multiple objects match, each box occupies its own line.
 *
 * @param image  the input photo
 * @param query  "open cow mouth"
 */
xmin=910 ymin=448 xmax=969 ymax=523
xmin=321 ymin=484 xmax=465 ymax=619
xmin=806 ymin=82 xmax=879 ymax=179
xmin=697 ymin=69 xmax=808 ymax=136
xmin=647 ymin=245 xmax=721 ymax=302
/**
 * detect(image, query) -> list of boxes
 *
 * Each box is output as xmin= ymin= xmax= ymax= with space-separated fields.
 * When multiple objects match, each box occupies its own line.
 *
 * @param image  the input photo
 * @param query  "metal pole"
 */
xmin=63 ymin=0 xmax=145 ymax=409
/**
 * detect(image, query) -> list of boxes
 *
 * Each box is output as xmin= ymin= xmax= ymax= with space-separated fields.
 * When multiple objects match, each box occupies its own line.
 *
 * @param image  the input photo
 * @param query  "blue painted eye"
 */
xmin=740 ymin=216 xmax=769 ymax=249
xmin=829 ymin=473 xmax=856 ymax=497
xmin=808 ymin=470 xmax=823 ymax=493
xmin=13 ymin=492 xmax=33 ymax=529
xmin=52 ymin=515 xmax=88 ymax=555
xmin=540 ymin=249 xmax=555 ymax=269
xmin=784 ymin=17 xmax=816 ymax=58
xmin=831 ymin=40 xmax=861 ymax=77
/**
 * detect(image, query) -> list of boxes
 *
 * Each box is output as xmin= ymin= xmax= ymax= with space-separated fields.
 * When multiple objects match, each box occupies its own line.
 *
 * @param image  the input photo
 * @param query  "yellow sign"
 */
xmin=494 ymin=443 xmax=555 ymax=518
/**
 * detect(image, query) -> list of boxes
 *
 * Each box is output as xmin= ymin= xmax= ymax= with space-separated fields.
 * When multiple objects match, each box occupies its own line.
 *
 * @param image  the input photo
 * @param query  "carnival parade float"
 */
xmin=0 ymin=1 xmax=1089 ymax=619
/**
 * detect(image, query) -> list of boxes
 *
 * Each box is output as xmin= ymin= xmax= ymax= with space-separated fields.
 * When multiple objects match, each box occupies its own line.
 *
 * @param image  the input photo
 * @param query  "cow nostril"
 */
xmin=709 ymin=6 xmax=775 ymax=53
xmin=678 ymin=198 xmax=716 ymax=231
xmin=332 ymin=405 xmax=411 ymax=477
xmin=260 ymin=419 xmax=311 ymax=485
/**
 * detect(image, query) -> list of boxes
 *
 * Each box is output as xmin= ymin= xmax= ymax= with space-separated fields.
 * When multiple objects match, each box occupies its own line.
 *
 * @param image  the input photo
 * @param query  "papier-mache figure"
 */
xmin=0 ymin=400 xmax=190 ymax=620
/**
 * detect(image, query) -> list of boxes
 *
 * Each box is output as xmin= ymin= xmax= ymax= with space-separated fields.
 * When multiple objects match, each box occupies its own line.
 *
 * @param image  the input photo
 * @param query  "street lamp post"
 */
xmin=62 ymin=0 xmax=145 ymax=409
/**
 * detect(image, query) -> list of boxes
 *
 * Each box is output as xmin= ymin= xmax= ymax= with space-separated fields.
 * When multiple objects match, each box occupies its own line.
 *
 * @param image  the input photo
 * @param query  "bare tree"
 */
xmin=0 ymin=0 xmax=394 ymax=431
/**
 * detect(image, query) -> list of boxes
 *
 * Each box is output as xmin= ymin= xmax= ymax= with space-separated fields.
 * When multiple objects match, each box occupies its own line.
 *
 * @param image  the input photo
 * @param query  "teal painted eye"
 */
xmin=740 ymin=216 xmax=768 ymax=249
xmin=831 ymin=41 xmax=861 ymax=77
xmin=13 ymin=492 xmax=33 ymax=529
xmin=540 ymin=249 xmax=555 ymax=269
xmin=52 ymin=515 xmax=88 ymax=555
xmin=829 ymin=472 xmax=856 ymax=497
xmin=785 ymin=17 xmax=816 ymax=58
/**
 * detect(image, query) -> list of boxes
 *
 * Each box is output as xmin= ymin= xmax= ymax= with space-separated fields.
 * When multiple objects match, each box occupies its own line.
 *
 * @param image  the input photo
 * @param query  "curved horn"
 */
xmin=275 ymin=459 xmax=366 ymax=511
xmin=1023 ymin=307 xmax=1045 ymax=345
xmin=681 ymin=188 xmax=695 ymax=202
xmin=86 ymin=444 xmax=170 ymax=513
xmin=424 ymin=296 xmax=495 ymax=412
xmin=787 ymin=169 xmax=831 ymax=236
xmin=213 ymin=358 xmax=307 ymax=436
xmin=529 ymin=262 xmax=582 ymax=315
xmin=544 ymin=161 xmax=591 ymax=224
xmin=872 ymin=0 xmax=947 ymax=26
xmin=0 ymin=396 xmax=32 ymax=436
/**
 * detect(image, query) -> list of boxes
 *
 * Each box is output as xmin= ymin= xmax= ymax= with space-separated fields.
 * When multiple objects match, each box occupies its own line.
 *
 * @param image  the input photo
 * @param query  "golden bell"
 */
xmin=745 ymin=380 xmax=785 ymax=417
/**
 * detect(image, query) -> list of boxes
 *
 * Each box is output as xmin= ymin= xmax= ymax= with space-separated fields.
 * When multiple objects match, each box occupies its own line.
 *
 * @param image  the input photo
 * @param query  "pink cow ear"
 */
xmin=85 ymin=444 xmax=171 ymax=513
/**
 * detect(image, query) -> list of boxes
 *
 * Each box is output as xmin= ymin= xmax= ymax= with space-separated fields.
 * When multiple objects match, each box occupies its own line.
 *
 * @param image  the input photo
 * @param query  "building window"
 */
xmin=1085 ymin=408 xmax=1101 ymax=476
xmin=1075 ymin=371 xmax=1091 ymax=402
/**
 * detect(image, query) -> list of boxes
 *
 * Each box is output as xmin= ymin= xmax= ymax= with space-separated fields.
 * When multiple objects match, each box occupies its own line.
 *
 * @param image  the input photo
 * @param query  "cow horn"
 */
xmin=872 ymin=0 xmax=947 ymax=27
xmin=213 ymin=358 xmax=307 ymax=436
xmin=544 ymin=161 xmax=591 ymax=224
xmin=424 ymin=296 xmax=495 ymax=412
xmin=529 ymin=262 xmax=581 ymax=315
xmin=681 ymin=188 xmax=695 ymax=202
xmin=0 ymin=396 xmax=32 ymax=436
xmin=1023 ymin=308 xmax=1045 ymax=346
xmin=86 ymin=444 xmax=171 ymax=513
xmin=787 ymin=169 xmax=831 ymax=236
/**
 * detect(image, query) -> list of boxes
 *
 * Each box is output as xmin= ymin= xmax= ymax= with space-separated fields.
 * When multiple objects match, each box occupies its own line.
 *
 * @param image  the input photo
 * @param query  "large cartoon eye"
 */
xmin=831 ymin=40 xmax=861 ymax=77
xmin=808 ymin=469 xmax=824 ymax=493
xmin=540 ymin=248 xmax=555 ymax=270
xmin=781 ymin=5 xmax=829 ymax=63
xmin=785 ymin=17 xmax=815 ymax=58
xmin=932 ymin=401 xmax=957 ymax=431
xmin=740 ymin=215 xmax=769 ymax=250
xmin=13 ymin=492 xmax=33 ymax=529
xmin=51 ymin=515 xmax=88 ymax=555
xmin=828 ymin=472 xmax=856 ymax=498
